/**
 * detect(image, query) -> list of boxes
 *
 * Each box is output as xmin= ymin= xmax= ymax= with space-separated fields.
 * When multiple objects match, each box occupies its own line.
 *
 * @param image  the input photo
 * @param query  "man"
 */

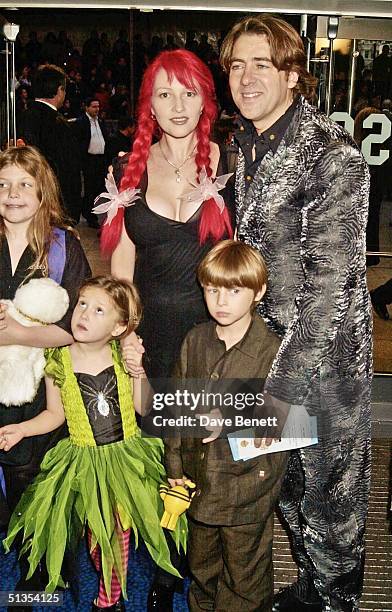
xmin=220 ymin=15 xmax=372 ymax=612
xmin=372 ymin=45 xmax=391 ymax=101
xmin=18 ymin=64 xmax=82 ymax=224
xmin=76 ymin=97 xmax=108 ymax=228
xmin=105 ymin=115 xmax=135 ymax=165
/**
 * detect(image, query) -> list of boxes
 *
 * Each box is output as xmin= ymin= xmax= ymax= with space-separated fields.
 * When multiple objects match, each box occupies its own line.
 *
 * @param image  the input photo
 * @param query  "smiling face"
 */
xmin=204 ymin=285 xmax=264 ymax=330
xmin=0 ymin=164 xmax=40 ymax=231
xmin=71 ymin=286 xmax=126 ymax=345
xmin=151 ymin=68 xmax=203 ymax=138
xmin=229 ymin=33 xmax=298 ymax=132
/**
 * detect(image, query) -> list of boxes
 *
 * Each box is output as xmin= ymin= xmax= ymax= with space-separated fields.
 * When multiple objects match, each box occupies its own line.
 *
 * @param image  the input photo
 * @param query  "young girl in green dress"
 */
xmin=0 ymin=275 xmax=185 ymax=611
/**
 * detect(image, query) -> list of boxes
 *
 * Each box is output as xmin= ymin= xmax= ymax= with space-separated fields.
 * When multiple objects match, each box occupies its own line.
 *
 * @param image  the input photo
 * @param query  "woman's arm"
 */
xmin=111 ymin=221 xmax=136 ymax=283
xmin=0 ymin=376 xmax=66 ymax=451
xmin=132 ymin=372 xmax=153 ymax=417
xmin=112 ymin=222 xmax=145 ymax=370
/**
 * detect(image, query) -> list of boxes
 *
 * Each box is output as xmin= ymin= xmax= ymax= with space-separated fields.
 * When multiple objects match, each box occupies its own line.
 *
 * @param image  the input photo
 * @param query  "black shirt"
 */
xmin=0 ymin=231 xmax=91 ymax=333
xmin=234 ymin=96 xmax=299 ymax=190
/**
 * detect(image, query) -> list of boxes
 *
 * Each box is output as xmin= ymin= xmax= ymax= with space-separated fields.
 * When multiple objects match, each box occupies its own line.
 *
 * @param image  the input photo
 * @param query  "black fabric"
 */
xmin=76 ymin=366 xmax=123 ymax=445
xmin=0 ymin=231 xmax=91 ymax=334
xmin=0 ymin=230 xmax=91 ymax=467
xmin=105 ymin=131 xmax=133 ymax=166
xmin=82 ymin=153 xmax=107 ymax=220
xmin=119 ymin=152 xmax=233 ymax=379
xmin=234 ymin=96 xmax=298 ymax=187
xmin=124 ymin=193 xmax=211 ymax=379
xmin=18 ymin=101 xmax=82 ymax=223
xmin=372 ymin=278 xmax=392 ymax=306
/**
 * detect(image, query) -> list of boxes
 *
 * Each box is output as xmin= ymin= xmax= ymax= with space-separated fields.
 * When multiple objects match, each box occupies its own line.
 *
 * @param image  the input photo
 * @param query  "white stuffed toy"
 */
xmin=0 ymin=278 xmax=69 ymax=406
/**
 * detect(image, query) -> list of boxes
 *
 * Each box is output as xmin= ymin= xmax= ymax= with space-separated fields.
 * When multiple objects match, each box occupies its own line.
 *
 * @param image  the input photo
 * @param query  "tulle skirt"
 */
xmin=3 ymin=436 xmax=187 ymax=597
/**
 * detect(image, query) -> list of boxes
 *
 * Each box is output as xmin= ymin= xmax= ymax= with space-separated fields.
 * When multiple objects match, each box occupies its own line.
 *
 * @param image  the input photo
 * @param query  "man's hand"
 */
xmin=254 ymin=392 xmax=290 ymax=448
xmin=121 ymin=332 xmax=145 ymax=377
xmin=0 ymin=424 xmax=25 ymax=451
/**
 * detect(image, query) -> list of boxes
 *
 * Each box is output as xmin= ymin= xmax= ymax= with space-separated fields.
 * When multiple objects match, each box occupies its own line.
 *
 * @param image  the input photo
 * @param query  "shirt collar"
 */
xmin=235 ymin=95 xmax=299 ymax=154
xmin=208 ymin=314 xmax=267 ymax=359
xmin=86 ymin=112 xmax=98 ymax=123
xmin=35 ymin=99 xmax=57 ymax=111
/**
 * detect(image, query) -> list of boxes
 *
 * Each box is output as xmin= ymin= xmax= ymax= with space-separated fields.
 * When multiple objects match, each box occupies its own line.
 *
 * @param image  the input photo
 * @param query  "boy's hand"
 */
xmin=167 ymin=477 xmax=187 ymax=487
xmin=196 ymin=408 xmax=223 ymax=444
xmin=0 ymin=424 xmax=25 ymax=451
xmin=121 ymin=333 xmax=145 ymax=377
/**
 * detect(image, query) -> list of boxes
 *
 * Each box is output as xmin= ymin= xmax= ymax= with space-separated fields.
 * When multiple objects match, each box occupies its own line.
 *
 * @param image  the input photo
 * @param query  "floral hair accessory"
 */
xmin=92 ymin=174 xmax=140 ymax=225
xmin=182 ymin=167 xmax=233 ymax=214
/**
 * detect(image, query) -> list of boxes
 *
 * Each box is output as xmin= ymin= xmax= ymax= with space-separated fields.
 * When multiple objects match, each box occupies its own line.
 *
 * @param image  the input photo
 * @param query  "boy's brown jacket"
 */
xmin=164 ymin=316 xmax=288 ymax=526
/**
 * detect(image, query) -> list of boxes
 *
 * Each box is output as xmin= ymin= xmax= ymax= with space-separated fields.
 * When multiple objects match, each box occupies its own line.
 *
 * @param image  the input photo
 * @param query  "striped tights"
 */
xmin=87 ymin=518 xmax=131 ymax=607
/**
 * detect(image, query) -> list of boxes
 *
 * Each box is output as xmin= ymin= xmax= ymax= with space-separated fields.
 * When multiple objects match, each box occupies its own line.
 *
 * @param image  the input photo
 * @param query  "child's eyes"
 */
xmin=205 ymin=287 xmax=218 ymax=294
xmin=96 ymin=307 xmax=104 ymax=315
xmin=230 ymin=288 xmax=241 ymax=294
xmin=79 ymin=300 xmax=87 ymax=308
xmin=0 ymin=182 xmax=33 ymax=188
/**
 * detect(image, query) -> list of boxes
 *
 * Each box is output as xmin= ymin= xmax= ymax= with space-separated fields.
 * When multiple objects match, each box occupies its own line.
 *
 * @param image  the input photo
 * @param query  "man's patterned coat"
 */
xmin=235 ymin=96 xmax=372 ymax=612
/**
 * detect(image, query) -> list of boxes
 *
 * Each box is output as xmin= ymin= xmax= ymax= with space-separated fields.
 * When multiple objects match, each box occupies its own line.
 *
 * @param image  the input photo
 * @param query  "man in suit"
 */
xmin=220 ymin=14 xmax=371 ymax=612
xmin=18 ymin=64 xmax=82 ymax=225
xmin=76 ymin=97 xmax=108 ymax=228
xmin=105 ymin=115 xmax=135 ymax=166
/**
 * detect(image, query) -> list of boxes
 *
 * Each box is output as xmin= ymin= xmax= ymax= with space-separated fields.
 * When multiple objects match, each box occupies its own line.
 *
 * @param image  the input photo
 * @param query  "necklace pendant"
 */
xmin=175 ymin=171 xmax=181 ymax=183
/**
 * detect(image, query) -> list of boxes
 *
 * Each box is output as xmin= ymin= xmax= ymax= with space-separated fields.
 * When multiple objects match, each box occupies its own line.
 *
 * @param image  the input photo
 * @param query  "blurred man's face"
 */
xmin=86 ymin=101 xmax=100 ymax=118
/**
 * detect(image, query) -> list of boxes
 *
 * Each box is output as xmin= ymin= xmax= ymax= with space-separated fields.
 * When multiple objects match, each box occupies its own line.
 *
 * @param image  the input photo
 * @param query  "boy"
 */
xmin=164 ymin=239 xmax=288 ymax=612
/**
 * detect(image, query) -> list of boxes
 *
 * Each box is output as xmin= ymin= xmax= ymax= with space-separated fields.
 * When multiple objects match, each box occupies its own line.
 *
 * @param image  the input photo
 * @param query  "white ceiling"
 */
xmin=1 ymin=0 xmax=392 ymax=18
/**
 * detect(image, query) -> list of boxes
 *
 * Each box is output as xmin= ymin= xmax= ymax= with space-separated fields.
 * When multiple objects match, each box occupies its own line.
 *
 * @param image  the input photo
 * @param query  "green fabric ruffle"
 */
xmin=4 ymin=435 xmax=187 ymax=598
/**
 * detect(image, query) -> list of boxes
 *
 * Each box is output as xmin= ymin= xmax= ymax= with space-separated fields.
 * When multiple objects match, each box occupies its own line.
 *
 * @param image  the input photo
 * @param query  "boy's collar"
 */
xmin=211 ymin=314 xmax=263 ymax=358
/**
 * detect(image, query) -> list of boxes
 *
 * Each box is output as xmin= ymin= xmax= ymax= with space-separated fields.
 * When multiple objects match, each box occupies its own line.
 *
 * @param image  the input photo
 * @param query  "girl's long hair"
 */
xmin=0 ymin=145 xmax=71 ymax=277
xmin=101 ymin=49 xmax=232 ymax=256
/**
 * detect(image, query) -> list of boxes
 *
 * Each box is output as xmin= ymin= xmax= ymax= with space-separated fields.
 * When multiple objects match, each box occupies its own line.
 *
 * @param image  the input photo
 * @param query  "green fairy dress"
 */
xmin=3 ymin=343 xmax=187 ymax=598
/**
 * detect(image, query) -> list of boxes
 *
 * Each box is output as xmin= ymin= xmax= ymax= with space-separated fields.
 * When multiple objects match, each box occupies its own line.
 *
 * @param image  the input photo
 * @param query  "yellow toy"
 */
xmin=160 ymin=480 xmax=196 ymax=530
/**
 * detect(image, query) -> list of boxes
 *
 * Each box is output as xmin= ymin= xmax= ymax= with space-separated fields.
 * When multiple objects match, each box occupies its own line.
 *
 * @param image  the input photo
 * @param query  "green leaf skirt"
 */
xmin=3 ymin=435 xmax=187 ymax=598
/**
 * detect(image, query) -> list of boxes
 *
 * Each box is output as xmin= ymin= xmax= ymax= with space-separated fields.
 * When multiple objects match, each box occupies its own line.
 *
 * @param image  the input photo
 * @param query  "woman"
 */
xmin=99 ymin=49 xmax=233 ymax=611
xmin=102 ymin=49 xmax=233 ymax=380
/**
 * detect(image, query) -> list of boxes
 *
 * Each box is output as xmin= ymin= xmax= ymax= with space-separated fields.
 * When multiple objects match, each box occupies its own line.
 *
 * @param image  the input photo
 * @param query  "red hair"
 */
xmin=101 ymin=49 xmax=232 ymax=256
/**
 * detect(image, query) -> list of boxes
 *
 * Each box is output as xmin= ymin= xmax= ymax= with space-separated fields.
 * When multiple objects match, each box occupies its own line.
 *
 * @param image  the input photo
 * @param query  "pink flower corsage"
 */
xmin=92 ymin=174 xmax=140 ymax=225
xmin=182 ymin=167 xmax=233 ymax=213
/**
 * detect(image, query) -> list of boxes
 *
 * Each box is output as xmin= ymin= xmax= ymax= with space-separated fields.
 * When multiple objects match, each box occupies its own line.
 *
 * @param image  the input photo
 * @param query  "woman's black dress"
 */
xmin=124 ymin=174 xmax=212 ymax=379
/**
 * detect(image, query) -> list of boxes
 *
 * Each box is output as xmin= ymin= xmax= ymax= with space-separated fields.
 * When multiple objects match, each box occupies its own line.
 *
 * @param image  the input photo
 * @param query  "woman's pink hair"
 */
xmin=101 ymin=49 xmax=232 ymax=256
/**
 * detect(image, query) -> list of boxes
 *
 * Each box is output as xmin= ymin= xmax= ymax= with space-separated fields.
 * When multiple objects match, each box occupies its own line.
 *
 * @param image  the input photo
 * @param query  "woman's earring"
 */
xmin=151 ymin=113 xmax=156 ymax=121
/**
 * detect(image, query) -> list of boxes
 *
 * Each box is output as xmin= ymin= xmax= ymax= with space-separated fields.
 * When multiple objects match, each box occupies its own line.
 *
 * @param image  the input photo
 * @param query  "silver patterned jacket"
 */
xmin=236 ymin=96 xmax=372 ymax=437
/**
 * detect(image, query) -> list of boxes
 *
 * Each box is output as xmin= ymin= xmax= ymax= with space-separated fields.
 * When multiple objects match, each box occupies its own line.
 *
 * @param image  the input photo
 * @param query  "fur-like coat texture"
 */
xmin=0 ymin=278 xmax=69 ymax=406
xmin=235 ymin=96 xmax=372 ymax=606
